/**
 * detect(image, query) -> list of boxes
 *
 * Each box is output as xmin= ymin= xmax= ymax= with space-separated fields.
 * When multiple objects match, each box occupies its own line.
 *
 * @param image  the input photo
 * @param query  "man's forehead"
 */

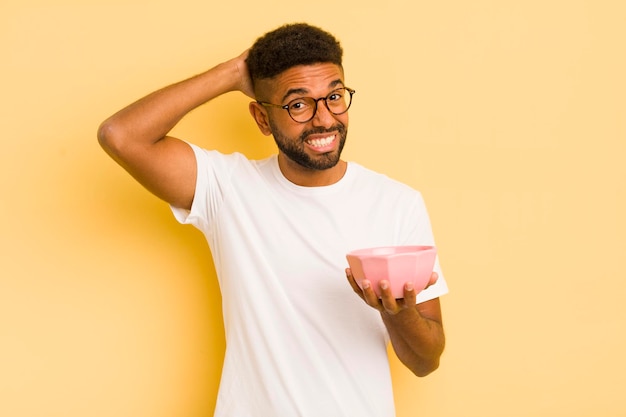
xmin=258 ymin=63 xmax=345 ymax=101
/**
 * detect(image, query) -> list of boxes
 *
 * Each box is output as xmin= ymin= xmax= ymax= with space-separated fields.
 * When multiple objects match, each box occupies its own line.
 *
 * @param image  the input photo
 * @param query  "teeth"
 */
xmin=307 ymin=135 xmax=335 ymax=148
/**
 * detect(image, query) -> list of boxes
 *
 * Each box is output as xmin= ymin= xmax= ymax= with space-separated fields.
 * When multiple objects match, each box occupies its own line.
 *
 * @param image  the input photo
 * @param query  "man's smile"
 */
xmin=305 ymin=134 xmax=337 ymax=151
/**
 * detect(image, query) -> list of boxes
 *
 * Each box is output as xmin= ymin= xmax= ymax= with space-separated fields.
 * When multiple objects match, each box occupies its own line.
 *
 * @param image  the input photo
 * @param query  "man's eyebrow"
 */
xmin=328 ymin=79 xmax=345 ymax=89
xmin=281 ymin=88 xmax=309 ymax=103
xmin=281 ymin=79 xmax=345 ymax=103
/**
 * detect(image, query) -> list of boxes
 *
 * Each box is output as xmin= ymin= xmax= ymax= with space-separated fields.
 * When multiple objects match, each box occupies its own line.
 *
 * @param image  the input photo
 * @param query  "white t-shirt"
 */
xmin=172 ymin=144 xmax=448 ymax=417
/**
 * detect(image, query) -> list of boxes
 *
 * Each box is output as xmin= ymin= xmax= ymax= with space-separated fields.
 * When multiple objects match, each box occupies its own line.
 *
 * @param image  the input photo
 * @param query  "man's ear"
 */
xmin=249 ymin=102 xmax=272 ymax=136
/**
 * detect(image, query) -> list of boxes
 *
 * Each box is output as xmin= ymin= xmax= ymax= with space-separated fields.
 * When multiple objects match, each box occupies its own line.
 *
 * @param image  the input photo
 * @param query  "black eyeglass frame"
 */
xmin=256 ymin=87 xmax=356 ymax=123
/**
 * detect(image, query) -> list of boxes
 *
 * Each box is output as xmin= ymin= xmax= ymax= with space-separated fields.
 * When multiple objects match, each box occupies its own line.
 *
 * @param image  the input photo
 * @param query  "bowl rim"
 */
xmin=346 ymin=245 xmax=436 ymax=258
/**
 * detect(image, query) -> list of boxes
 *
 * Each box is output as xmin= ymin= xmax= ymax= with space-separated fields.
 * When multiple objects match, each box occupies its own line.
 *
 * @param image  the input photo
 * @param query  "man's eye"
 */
xmin=327 ymin=92 xmax=343 ymax=102
xmin=289 ymin=100 xmax=310 ymax=111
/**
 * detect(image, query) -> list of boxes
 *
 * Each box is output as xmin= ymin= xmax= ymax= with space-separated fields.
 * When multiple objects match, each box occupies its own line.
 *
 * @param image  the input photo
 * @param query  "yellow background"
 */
xmin=2 ymin=1 xmax=625 ymax=416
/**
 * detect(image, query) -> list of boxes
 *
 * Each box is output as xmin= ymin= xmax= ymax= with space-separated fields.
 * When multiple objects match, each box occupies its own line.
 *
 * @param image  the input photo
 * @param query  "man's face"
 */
xmin=257 ymin=63 xmax=349 ymax=171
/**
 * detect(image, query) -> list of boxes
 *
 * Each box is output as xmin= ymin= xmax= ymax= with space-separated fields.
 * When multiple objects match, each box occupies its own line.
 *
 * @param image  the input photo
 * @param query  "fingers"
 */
xmin=361 ymin=280 xmax=382 ymax=308
xmin=345 ymin=268 xmax=382 ymax=308
xmin=233 ymin=49 xmax=255 ymax=99
xmin=363 ymin=280 xmax=405 ymax=315
xmin=426 ymin=271 xmax=439 ymax=289
xmin=402 ymin=281 xmax=417 ymax=305
xmin=345 ymin=269 xmax=420 ymax=315
xmin=378 ymin=281 xmax=416 ymax=315
xmin=345 ymin=268 xmax=363 ymax=295
xmin=377 ymin=281 xmax=398 ymax=313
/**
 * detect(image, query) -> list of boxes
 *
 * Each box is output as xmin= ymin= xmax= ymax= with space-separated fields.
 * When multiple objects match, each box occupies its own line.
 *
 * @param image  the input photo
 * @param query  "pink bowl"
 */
xmin=346 ymin=245 xmax=437 ymax=298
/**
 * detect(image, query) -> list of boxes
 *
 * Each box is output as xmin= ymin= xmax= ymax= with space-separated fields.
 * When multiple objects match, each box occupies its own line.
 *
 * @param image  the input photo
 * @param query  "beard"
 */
xmin=268 ymin=119 xmax=348 ymax=171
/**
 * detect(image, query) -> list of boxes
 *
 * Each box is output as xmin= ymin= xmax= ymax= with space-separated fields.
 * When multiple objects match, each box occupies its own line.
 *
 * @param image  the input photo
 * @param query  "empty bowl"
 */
xmin=346 ymin=245 xmax=437 ymax=298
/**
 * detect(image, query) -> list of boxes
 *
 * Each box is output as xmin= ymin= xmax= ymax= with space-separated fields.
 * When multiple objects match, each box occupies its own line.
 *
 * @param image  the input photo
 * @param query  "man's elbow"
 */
xmin=410 ymin=341 xmax=445 ymax=377
xmin=413 ymin=357 xmax=441 ymax=377
xmin=97 ymin=120 xmax=122 ymax=154
xmin=97 ymin=119 xmax=137 ymax=164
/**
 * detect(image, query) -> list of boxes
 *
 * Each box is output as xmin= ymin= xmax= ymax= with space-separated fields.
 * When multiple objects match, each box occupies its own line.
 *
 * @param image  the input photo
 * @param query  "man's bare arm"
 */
xmin=97 ymin=50 xmax=253 ymax=210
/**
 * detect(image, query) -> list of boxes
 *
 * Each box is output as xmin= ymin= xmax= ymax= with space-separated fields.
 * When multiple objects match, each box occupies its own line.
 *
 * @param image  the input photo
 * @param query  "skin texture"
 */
xmin=98 ymin=49 xmax=445 ymax=377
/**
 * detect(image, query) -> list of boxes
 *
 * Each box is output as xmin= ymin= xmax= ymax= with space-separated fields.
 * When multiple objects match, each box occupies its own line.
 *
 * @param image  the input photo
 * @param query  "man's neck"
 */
xmin=277 ymin=155 xmax=347 ymax=187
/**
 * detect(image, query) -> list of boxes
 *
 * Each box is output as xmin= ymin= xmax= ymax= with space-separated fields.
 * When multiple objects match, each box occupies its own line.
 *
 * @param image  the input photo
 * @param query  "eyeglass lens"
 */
xmin=287 ymin=88 xmax=353 ymax=122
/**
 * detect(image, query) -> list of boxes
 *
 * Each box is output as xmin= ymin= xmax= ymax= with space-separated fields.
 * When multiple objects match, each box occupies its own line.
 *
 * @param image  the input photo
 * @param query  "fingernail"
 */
xmin=380 ymin=281 xmax=389 ymax=290
xmin=362 ymin=280 xmax=371 ymax=289
xmin=405 ymin=282 xmax=414 ymax=291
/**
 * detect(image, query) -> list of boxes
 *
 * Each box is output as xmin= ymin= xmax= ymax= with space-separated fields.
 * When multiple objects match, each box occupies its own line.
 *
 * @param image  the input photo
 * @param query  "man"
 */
xmin=98 ymin=23 xmax=448 ymax=417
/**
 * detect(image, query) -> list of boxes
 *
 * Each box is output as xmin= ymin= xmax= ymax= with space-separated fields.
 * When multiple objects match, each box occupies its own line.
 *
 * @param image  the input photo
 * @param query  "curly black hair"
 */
xmin=246 ymin=23 xmax=343 ymax=84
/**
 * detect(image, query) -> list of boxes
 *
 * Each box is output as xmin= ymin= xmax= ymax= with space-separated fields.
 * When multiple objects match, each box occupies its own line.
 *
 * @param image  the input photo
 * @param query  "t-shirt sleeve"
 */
xmin=170 ymin=143 xmax=238 ymax=235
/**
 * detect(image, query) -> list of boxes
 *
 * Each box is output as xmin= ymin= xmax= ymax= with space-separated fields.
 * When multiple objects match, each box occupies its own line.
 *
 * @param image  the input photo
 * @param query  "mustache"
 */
xmin=300 ymin=123 xmax=347 ymax=141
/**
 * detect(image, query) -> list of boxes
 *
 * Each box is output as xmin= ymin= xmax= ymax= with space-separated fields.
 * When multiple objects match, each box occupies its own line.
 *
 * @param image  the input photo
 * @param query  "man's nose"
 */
xmin=311 ymin=98 xmax=335 ymax=126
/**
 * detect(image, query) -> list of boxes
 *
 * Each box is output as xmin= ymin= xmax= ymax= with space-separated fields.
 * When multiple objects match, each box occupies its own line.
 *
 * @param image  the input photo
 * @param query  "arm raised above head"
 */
xmin=97 ymin=50 xmax=254 ymax=210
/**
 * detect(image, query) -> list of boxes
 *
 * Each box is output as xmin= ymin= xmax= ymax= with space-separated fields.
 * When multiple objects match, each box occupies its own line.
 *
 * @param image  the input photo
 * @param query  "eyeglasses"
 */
xmin=257 ymin=87 xmax=356 ymax=123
